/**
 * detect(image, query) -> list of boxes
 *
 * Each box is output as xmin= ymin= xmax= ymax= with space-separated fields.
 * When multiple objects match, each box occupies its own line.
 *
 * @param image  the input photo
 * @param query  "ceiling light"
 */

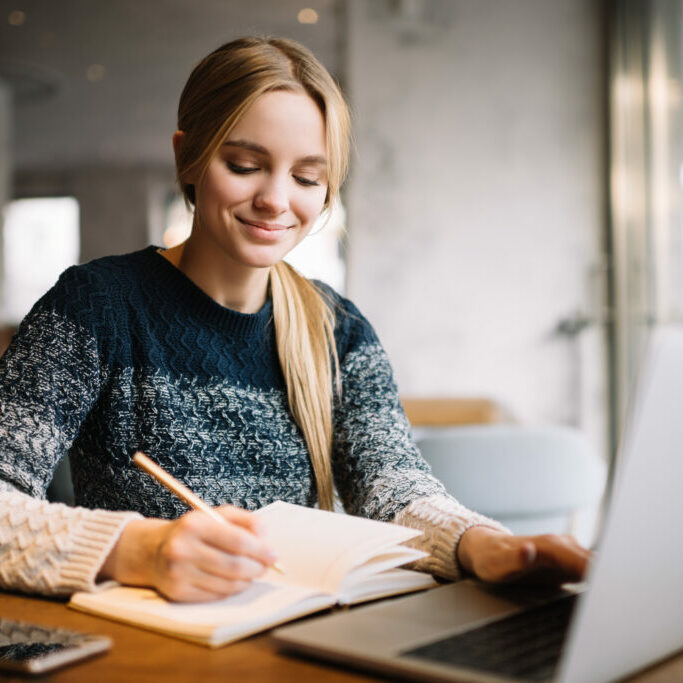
xmin=297 ymin=8 xmax=318 ymax=24
xmin=8 ymin=10 xmax=26 ymax=26
xmin=86 ymin=64 xmax=105 ymax=82
xmin=39 ymin=31 xmax=57 ymax=49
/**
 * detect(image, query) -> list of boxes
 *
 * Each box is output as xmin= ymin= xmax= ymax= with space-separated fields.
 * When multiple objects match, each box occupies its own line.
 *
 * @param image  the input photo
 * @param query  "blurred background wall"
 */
xmin=345 ymin=0 xmax=606 ymax=453
xmin=1 ymin=0 xmax=682 ymax=476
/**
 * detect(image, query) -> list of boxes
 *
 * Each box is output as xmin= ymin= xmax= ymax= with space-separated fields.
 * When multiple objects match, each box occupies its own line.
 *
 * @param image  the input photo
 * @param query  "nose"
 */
xmin=253 ymin=174 xmax=288 ymax=215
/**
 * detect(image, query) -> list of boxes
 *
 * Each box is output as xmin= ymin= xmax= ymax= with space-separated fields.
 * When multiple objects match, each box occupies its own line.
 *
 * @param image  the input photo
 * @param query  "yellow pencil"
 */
xmin=132 ymin=451 xmax=284 ymax=574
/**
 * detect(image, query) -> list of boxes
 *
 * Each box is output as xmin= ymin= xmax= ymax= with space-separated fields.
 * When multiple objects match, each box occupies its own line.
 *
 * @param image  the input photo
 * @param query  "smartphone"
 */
xmin=0 ymin=617 xmax=112 ymax=674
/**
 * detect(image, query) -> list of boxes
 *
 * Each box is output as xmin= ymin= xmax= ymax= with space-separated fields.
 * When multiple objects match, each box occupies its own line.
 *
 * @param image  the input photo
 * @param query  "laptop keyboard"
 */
xmin=401 ymin=593 xmax=578 ymax=682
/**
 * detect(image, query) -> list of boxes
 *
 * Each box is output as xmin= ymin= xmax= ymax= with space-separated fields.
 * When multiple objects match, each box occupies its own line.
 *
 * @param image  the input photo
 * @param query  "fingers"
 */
xmin=519 ymin=540 xmax=537 ymax=568
xmin=487 ymin=539 xmax=538 ymax=583
xmin=214 ymin=504 xmax=278 ymax=567
xmin=466 ymin=531 xmax=592 ymax=586
xmin=497 ymin=535 xmax=590 ymax=586
xmin=215 ymin=503 xmax=268 ymax=538
xmin=158 ymin=564 xmax=252 ymax=602
xmin=529 ymin=534 xmax=592 ymax=581
xmin=194 ymin=543 xmax=267 ymax=582
xmin=178 ymin=508 xmax=278 ymax=569
xmin=186 ymin=577 xmax=251 ymax=602
xmin=150 ymin=507 xmax=278 ymax=602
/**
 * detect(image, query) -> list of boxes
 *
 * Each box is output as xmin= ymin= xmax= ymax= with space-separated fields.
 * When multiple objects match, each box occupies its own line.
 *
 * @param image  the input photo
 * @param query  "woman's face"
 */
xmin=190 ymin=90 xmax=328 ymax=270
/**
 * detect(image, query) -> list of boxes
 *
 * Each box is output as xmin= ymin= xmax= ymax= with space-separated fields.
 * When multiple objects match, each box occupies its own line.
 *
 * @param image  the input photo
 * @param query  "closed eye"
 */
xmin=294 ymin=175 xmax=320 ymax=187
xmin=227 ymin=162 xmax=258 ymax=174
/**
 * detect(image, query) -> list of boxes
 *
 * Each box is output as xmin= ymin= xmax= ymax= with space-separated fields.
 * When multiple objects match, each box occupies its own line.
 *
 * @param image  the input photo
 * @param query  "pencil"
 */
xmin=132 ymin=451 xmax=284 ymax=574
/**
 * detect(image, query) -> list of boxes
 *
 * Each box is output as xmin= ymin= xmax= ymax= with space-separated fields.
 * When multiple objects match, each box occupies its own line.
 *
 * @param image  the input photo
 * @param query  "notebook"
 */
xmin=68 ymin=501 xmax=437 ymax=646
xmin=273 ymin=325 xmax=683 ymax=682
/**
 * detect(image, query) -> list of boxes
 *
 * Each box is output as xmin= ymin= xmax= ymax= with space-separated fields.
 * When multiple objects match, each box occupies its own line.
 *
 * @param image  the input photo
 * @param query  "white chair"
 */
xmin=415 ymin=424 xmax=607 ymax=546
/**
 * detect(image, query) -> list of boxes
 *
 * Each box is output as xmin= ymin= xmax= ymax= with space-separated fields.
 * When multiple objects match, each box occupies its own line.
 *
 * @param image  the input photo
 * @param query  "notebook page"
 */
xmin=70 ymin=581 xmax=332 ymax=646
xmin=340 ymin=546 xmax=428 ymax=585
xmin=337 ymin=568 xmax=438 ymax=606
xmin=254 ymin=501 xmax=422 ymax=594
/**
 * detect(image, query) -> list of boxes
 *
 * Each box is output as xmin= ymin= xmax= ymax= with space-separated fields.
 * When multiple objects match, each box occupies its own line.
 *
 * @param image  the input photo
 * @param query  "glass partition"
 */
xmin=609 ymin=0 xmax=683 ymax=458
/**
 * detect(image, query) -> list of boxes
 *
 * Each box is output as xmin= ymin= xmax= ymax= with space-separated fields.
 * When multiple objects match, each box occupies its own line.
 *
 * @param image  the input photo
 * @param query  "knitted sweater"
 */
xmin=0 ymin=247 xmax=504 ymax=596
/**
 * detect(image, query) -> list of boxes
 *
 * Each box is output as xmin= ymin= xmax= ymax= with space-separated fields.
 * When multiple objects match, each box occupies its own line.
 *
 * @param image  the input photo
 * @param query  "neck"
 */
xmin=161 ymin=237 xmax=270 ymax=314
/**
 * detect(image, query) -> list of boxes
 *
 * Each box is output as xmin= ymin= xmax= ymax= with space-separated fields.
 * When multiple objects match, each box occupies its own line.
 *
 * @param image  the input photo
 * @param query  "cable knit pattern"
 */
xmin=0 ymin=483 xmax=140 ymax=595
xmin=394 ymin=495 xmax=509 ymax=581
xmin=0 ymin=246 xmax=505 ymax=595
xmin=331 ymin=344 xmax=472 ymax=524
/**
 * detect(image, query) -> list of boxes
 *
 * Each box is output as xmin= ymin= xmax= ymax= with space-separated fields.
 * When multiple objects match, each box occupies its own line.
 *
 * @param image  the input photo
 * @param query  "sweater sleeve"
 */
xmin=0 ymin=270 xmax=142 ymax=596
xmin=0 ymin=482 xmax=140 ymax=596
xmin=330 ymin=298 xmax=509 ymax=580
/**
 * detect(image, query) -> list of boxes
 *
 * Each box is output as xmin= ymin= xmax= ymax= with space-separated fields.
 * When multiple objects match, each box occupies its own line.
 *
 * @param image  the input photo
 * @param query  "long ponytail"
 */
xmin=270 ymin=261 xmax=339 ymax=510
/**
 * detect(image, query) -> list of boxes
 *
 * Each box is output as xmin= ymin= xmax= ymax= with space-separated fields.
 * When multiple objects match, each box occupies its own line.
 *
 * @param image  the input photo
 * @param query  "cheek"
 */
xmin=296 ymin=191 xmax=327 ymax=224
xmin=204 ymin=173 xmax=253 ymax=208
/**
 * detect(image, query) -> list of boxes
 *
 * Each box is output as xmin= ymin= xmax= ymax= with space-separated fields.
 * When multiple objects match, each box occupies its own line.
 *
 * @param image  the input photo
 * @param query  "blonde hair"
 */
xmin=175 ymin=37 xmax=350 ymax=510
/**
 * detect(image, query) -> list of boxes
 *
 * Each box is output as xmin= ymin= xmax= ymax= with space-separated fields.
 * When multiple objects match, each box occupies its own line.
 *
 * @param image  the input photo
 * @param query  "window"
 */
xmin=161 ymin=195 xmax=193 ymax=249
xmin=1 ymin=197 xmax=80 ymax=325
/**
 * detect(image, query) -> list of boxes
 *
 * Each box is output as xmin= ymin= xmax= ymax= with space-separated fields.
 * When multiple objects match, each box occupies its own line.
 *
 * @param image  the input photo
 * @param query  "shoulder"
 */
xmin=30 ymin=247 xmax=156 ymax=325
xmin=311 ymin=279 xmax=380 ymax=358
xmin=47 ymin=247 xmax=154 ymax=304
xmin=56 ymin=247 xmax=154 ymax=291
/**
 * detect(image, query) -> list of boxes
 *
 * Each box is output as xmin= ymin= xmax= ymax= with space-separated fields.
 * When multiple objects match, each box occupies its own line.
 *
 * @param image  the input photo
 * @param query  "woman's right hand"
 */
xmin=98 ymin=504 xmax=278 ymax=602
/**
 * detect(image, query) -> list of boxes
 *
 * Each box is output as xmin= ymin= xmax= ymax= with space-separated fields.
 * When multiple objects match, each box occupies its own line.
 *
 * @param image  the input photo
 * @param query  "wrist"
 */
xmin=98 ymin=518 xmax=168 ymax=586
xmin=456 ymin=525 xmax=506 ymax=575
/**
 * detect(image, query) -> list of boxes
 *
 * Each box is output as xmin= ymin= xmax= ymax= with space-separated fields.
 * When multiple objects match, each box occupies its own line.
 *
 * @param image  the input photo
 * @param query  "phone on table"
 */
xmin=0 ymin=617 xmax=112 ymax=674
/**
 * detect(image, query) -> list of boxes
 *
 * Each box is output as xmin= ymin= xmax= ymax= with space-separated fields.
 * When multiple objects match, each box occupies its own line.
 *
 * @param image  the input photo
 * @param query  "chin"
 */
xmin=239 ymin=248 xmax=291 ymax=270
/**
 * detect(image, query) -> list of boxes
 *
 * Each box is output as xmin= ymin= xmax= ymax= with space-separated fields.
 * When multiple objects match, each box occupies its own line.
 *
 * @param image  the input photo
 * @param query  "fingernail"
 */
xmin=522 ymin=543 xmax=536 ymax=565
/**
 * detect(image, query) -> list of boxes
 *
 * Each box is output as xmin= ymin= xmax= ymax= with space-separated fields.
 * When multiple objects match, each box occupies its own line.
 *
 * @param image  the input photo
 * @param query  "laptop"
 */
xmin=272 ymin=325 xmax=683 ymax=682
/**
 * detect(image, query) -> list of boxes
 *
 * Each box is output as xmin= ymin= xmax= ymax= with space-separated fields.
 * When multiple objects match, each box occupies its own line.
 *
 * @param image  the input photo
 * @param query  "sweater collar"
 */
xmin=142 ymin=246 xmax=273 ymax=338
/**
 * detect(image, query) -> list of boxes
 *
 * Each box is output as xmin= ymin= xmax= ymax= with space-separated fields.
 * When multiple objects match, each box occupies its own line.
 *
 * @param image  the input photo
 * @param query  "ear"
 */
xmin=173 ymin=130 xmax=197 ymax=184
xmin=172 ymin=130 xmax=185 ymax=159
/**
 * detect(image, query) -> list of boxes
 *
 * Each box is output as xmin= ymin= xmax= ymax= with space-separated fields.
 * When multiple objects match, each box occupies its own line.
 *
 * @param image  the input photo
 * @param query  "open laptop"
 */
xmin=272 ymin=326 xmax=683 ymax=682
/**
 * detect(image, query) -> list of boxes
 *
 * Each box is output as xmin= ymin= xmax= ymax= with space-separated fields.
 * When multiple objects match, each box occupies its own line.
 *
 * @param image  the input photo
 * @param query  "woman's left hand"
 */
xmin=456 ymin=526 xmax=591 ymax=585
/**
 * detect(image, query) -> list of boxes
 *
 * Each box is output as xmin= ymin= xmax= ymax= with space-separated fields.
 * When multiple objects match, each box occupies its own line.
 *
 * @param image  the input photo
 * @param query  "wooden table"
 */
xmin=1 ymin=591 xmax=681 ymax=682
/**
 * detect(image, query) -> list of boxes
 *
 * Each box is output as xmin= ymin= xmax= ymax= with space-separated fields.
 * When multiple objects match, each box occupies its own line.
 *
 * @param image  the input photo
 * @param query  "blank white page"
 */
xmin=255 ymin=501 xmax=422 ymax=594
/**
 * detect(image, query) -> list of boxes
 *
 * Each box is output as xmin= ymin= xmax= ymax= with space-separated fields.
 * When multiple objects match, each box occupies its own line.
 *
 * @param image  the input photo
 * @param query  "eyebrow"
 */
xmin=223 ymin=139 xmax=327 ymax=166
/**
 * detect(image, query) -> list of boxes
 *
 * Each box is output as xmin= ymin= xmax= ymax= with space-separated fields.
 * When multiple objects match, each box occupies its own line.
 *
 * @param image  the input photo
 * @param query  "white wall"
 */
xmin=345 ymin=0 xmax=607 ymax=452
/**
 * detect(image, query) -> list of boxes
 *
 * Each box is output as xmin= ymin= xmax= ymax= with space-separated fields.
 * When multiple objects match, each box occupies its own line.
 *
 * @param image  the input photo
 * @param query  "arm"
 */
xmin=330 ymin=304 xmax=508 ymax=581
xmin=330 ymin=300 xmax=589 ymax=585
xmin=0 ymin=482 xmax=139 ymax=596
xmin=97 ymin=505 xmax=277 ymax=602
xmin=0 ymin=480 xmax=276 ymax=600
xmin=0 ymin=275 xmax=144 ymax=595
xmin=0 ymin=272 xmax=276 ymax=600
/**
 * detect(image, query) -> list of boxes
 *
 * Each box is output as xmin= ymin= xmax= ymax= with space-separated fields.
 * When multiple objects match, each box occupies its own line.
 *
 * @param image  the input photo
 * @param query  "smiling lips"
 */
xmin=236 ymin=216 xmax=295 ymax=242
xmin=237 ymin=217 xmax=292 ymax=231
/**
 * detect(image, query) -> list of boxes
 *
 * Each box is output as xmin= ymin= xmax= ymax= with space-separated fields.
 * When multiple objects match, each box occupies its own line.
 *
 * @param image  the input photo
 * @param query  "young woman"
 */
xmin=0 ymin=37 xmax=589 ymax=602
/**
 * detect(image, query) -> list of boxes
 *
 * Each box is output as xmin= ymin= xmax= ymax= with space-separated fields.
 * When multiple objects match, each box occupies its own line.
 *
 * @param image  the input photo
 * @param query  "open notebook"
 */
xmin=69 ymin=501 xmax=437 ymax=646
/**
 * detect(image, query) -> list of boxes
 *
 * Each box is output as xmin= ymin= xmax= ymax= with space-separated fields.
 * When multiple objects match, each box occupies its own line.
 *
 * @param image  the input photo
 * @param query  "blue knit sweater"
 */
xmin=0 ymin=246 xmax=446 ymax=522
xmin=0 ymin=248 xmax=507 ymax=596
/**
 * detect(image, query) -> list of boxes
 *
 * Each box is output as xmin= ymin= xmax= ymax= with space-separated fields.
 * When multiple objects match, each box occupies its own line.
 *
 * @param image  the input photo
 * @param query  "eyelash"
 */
xmin=227 ymin=162 xmax=257 ymax=174
xmin=227 ymin=162 xmax=320 ymax=187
